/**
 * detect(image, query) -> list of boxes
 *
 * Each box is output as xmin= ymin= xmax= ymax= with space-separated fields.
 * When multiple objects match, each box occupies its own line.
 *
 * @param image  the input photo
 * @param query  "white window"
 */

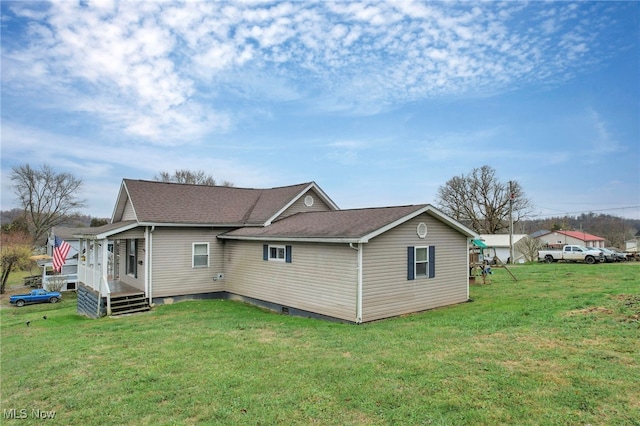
xmin=415 ymin=247 xmax=429 ymax=277
xmin=192 ymin=243 xmax=209 ymax=268
xmin=126 ymin=239 xmax=137 ymax=277
xmin=407 ymin=245 xmax=435 ymax=280
xmin=269 ymin=245 xmax=286 ymax=261
xmin=263 ymin=244 xmax=292 ymax=263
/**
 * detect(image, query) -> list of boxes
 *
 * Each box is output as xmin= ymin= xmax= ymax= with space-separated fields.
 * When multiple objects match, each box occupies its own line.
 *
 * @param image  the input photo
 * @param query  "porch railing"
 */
xmin=78 ymin=263 xmax=112 ymax=316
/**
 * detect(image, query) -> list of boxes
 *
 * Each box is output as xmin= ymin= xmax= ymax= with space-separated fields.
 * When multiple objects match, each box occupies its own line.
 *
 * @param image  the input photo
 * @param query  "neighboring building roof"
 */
xmin=113 ymin=179 xmax=338 ymax=226
xmin=529 ymin=230 xmax=549 ymax=239
xmin=220 ymin=204 xmax=477 ymax=243
xmin=537 ymin=230 xmax=605 ymax=242
xmin=51 ymin=226 xmax=82 ymax=241
xmin=73 ymin=220 xmax=138 ymax=240
xmin=479 ymin=234 xmax=528 ymax=248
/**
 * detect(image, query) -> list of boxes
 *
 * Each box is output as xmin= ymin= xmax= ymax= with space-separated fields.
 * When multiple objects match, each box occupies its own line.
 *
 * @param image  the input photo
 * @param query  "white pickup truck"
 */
xmin=538 ymin=245 xmax=604 ymax=264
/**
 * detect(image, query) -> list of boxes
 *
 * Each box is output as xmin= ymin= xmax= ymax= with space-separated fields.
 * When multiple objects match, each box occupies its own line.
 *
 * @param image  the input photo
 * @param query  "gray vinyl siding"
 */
xmin=276 ymin=189 xmax=333 ymax=220
xmin=361 ymin=213 xmax=469 ymax=322
xmin=224 ymin=240 xmax=358 ymax=321
xmin=122 ymin=199 xmax=136 ymax=220
xmin=150 ymin=228 xmax=227 ymax=298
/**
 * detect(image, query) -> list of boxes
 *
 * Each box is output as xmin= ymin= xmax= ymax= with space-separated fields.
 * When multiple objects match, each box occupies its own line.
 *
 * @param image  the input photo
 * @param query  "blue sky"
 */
xmin=1 ymin=1 xmax=639 ymax=220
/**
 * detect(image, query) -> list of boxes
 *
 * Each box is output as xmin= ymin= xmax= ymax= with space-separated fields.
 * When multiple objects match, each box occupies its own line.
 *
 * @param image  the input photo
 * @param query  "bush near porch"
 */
xmin=1 ymin=263 xmax=639 ymax=425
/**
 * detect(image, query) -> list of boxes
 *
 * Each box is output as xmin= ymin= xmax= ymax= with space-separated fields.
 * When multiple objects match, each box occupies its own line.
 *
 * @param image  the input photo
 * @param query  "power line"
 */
xmin=531 ymin=205 xmax=640 ymax=219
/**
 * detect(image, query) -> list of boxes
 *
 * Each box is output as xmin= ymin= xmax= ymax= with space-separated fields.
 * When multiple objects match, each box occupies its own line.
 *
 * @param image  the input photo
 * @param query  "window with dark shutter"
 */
xmin=265 ymin=244 xmax=289 ymax=262
xmin=408 ymin=246 xmax=435 ymax=280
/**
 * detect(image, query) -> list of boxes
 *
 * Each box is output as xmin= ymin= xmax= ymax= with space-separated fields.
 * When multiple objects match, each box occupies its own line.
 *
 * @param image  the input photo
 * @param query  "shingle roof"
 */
xmin=529 ymin=229 xmax=549 ymax=239
xmin=72 ymin=220 xmax=138 ymax=238
xmin=51 ymin=226 xmax=82 ymax=241
xmin=220 ymin=204 xmax=431 ymax=241
xmin=122 ymin=179 xmax=315 ymax=225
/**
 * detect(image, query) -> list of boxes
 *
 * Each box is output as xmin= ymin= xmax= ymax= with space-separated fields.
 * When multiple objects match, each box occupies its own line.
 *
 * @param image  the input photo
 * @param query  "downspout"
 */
xmin=349 ymin=243 xmax=363 ymax=324
xmin=145 ymin=226 xmax=155 ymax=305
xmin=466 ymin=238 xmax=472 ymax=301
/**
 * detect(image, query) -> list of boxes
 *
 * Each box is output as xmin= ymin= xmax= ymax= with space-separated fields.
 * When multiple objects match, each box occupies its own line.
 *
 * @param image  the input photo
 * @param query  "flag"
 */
xmin=53 ymin=236 xmax=71 ymax=272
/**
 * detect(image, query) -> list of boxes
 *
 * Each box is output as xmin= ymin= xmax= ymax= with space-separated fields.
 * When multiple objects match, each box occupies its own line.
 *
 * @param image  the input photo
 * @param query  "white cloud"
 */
xmin=1 ymin=1 xmax=633 ymax=145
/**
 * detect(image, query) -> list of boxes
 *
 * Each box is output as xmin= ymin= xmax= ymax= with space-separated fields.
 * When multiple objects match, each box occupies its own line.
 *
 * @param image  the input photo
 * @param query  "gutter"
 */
xmin=219 ymin=235 xmax=365 ymax=244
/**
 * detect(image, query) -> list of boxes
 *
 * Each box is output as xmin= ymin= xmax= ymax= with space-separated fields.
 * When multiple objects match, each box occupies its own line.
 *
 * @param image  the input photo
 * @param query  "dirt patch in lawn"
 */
xmin=566 ymin=294 xmax=640 ymax=322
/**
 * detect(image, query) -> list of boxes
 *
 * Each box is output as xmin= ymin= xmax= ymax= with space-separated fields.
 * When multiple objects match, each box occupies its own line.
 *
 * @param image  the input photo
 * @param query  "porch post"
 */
xmin=78 ymin=239 xmax=86 ymax=285
xmin=92 ymin=241 xmax=100 ymax=291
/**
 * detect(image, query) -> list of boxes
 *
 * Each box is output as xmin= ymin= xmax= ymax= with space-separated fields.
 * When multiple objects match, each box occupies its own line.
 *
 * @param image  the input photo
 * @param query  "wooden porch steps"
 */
xmin=110 ymin=293 xmax=150 ymax=316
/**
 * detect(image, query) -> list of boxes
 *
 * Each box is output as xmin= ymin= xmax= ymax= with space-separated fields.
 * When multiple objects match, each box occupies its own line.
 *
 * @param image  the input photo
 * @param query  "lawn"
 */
xmin=1 ymin=263 xmax=639 ymax=425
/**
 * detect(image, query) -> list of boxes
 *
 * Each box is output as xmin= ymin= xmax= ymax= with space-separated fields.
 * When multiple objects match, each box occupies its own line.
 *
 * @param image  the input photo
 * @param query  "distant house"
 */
xmin=47 ymin=226 xmax=80 ymax=259
xmin=39 ymin=227 xmax=81 ymax=291
xmin=74 ymin=179 xmax=478 ymax=323
xmin=533 ymin=230 xmax=605 ymax=249
xmin=626 ymin=230 xmax=640 ymax=253
xmin=478 ymin=234 xmax=528 ymax=264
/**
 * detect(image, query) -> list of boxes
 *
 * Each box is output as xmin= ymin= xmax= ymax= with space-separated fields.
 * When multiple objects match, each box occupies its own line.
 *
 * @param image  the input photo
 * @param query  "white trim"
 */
xmin=466 ymin=238 xmax=472 ymax=299
xmin=414 ymin=246 xmax=430 ymax=278
xmin=145 ymin=226 xmax=155 ymax=301
xmin=264 ymin=182 xmax=340 ymax=225
xmin=126 ymin=239 xmax=137 ymax=277
xmin=219 ymin=235 xmax=363 ymax=244
xmin=192 ymin=242 xmax=210 ymax=268
xmin=72 ymin=221 xmax=140 ymax=240
xmin=361 ymin=205 xmax=477 ymax=242
xmin=356 ymin=243 xmax=363 ymax=323
xmin=268 ymin=244 xmax=286 ymax=262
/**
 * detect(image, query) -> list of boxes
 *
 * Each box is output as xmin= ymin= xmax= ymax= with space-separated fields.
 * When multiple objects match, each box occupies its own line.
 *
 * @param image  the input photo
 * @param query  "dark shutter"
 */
xmin=285 ymin=245 xmax=292 ymax=263
xmin=263 ymin=244 xmax=269 ymax=261
xmin=428 ymin=246 xmax=435 ymax=278
xmin=407 ymin=246 xmax=415 ymax=280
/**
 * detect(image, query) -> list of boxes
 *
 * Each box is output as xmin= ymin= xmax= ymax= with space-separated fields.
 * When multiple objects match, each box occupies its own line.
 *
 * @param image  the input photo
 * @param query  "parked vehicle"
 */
xmin=538 ymin=245 xmax=604 ymax=264
xmin=608 ymin=247 xmax=627 ymax=262
xmin=9 ymin=289 xmax=62 ymax=307
xmin=590 ymin=247 xmax=617 ymax=263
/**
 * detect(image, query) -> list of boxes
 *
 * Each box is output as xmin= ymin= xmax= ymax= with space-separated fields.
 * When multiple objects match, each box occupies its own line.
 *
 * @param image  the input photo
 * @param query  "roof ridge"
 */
xmin=123 ymin=178 xmax=313 ymax=191
xmin=326 ymin=204 xmax=429 ymax=212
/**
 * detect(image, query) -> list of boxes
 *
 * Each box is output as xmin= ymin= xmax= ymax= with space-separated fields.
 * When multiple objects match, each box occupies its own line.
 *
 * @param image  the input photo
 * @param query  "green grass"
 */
xmin=1 ymin=263 xmax=639 ymax=425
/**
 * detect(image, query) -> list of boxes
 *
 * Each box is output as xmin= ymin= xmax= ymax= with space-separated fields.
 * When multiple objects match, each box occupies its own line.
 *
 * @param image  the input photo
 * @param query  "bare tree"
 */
xmin=10 ymin=164 xmax=86 ymax=245
xmin=514 ymin=236 xmax=542 ymax=262
xmin=154 ymin=169 xmax=234 ymax=186
xmin=436 ymin=165 xmax=534 ymax=234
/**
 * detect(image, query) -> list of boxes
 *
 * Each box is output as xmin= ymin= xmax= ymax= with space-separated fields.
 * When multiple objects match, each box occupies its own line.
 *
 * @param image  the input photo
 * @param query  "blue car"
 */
xmin=9 ymin=289 xmax=62 ymax=307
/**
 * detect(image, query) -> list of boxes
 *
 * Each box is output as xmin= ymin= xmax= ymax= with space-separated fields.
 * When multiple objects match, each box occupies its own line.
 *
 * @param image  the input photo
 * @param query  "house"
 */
xmin=626 ymin=230 xmax=640 ymax=253
xmin=47 ymin=226 xmax=81 ymax=259
xmin=533 ymin=230 xmax=606 ymax=249
xmin=478 ymin=234 xmax=528 ymax=264
xmin=39 ymin=227 xmax=81 ymax=291
xmin=74 ymin=179 xmax=478 ymax=323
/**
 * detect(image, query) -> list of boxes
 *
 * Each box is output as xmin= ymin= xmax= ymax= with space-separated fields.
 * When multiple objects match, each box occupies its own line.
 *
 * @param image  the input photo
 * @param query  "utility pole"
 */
xmin=509 ymin=180 xmax=514 ymax=264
